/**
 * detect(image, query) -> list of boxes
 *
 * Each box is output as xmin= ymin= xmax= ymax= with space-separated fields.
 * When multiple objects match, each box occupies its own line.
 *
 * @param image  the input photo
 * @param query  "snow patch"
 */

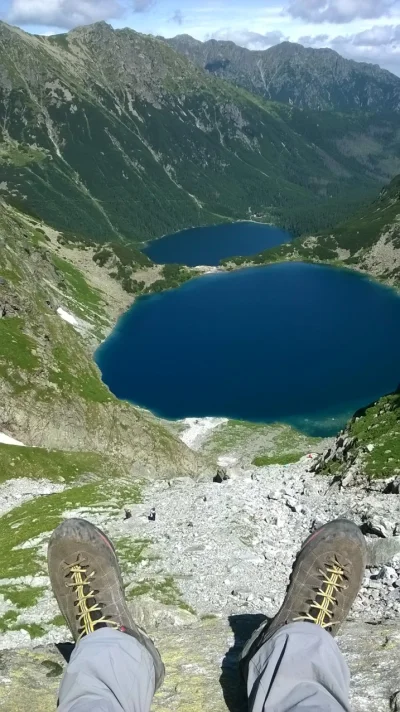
xmin=193 ymin=265 xmax=219 ymax=274
xmin=180 ymin=417 xmax=228 ymax=450
xmin=0 ymin=433 xmax=25 ymax=447
xmin=57 ymin=307 xmax=78 ymax=326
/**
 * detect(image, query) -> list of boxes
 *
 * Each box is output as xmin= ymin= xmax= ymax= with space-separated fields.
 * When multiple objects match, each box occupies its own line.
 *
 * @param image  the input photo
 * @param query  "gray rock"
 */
xmin=363 ymin=516 xmax=394 ymax=538
xmin=384 ymin=478 xmax=400 ymax=495
xmin=367 ymin=538 xmax=400 ymax=566
xmin=285 ymin=497 xmax=297 ymax=512
xmin=374 ymin=566 xmax=398 ymax=584
xmin=1 ymin=619 xmax=399 ymax=712
xmin=213 ymin=468 xmax=230 ymax=484
xmin=391 ymin=691 xmax=400 ymax=711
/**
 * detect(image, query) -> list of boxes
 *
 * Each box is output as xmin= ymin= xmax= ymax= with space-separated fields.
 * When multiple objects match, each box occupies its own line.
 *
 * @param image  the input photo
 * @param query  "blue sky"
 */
xmin=1 ymin=0 xmax=400 ymax=75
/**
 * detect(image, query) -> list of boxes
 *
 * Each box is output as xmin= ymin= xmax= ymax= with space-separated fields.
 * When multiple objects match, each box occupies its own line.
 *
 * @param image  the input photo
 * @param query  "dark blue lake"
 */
xmin=96 ymin=263 xmax=400 ymax=437
xmin=143 ymin=222 xmax=291 ymax=266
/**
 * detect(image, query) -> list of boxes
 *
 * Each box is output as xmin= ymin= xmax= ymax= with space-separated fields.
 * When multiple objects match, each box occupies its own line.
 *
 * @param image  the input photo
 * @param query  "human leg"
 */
xmin=48 ymin=518 xmax=165 ymax=712
xmin=240 ymin=519 xmax=367 ymax=712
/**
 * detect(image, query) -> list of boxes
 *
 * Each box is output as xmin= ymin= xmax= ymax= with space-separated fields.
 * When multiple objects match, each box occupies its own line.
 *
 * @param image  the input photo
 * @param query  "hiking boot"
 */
xmin=48 ymin=518 xmax=165 ymax=690
xmin=240 ymin=518 xmax=367 ymax=677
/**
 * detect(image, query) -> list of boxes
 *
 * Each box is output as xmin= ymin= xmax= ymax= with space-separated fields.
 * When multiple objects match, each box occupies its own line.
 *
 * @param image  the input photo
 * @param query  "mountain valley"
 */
xmin=0 ymin=19 xmax=400 ymax=712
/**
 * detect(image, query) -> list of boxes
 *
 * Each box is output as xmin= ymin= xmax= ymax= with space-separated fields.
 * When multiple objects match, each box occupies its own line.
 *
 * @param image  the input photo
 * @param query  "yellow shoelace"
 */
xmin=66 ymin=563 xmax=119 ymax=641
xmin=294 ymin=561 xmax=347 ymax=629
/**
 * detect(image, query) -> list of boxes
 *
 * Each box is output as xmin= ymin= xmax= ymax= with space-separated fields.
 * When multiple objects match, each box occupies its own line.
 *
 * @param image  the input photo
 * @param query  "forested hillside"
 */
xmin=1 ymin=21 xmax=400 ymax=243
xmin=225 ymin=175 xmax=400 ymax=285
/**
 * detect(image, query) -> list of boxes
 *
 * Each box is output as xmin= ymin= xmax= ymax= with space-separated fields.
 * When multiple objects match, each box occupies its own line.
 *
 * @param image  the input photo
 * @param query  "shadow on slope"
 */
xmin=220 ymin=613 xmax=269 ymax=712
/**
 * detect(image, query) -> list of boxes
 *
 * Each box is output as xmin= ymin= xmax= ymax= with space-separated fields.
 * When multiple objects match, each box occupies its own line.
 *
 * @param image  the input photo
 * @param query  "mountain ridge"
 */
xmin=166 ymin=35 xmax=400 ymax=114
xmin=2 ymin=20 xmax=400 ymax=242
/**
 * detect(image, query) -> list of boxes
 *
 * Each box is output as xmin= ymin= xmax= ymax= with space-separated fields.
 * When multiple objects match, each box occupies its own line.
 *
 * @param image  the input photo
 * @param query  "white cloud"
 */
xmin=8 ymin=0 xmax=122 ymax=28
xmin=170 ymin=9 xmax=184 ymax=25
xmin=298 ymin=32 xmax=330 ymax=44
xmin=132 ymin=0 xmax=155 ymax=12
xmin=286 ymin=0 xmax=398 ymax=24
xmin=7 ymin=0 xmax=155 ymax=29
xmin=351 ymin=23 xmax=400 ymax=45
xmin=209 ymin=28 xmax=287 ymax=50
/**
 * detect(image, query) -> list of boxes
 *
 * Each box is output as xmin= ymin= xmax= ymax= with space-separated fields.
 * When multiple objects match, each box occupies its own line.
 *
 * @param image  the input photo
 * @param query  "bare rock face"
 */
xmin=0 ymin=619 xmax=399 ymax=712
xmin=166 ymin=36 xmax=400 ymax=114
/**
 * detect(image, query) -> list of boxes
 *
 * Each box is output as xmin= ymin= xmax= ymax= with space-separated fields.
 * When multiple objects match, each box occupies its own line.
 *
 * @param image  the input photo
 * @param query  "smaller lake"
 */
xmin=143 ymin=222 xmax=292 ymax=267
xmin=96 ymin=263 xmax=400 ymax=437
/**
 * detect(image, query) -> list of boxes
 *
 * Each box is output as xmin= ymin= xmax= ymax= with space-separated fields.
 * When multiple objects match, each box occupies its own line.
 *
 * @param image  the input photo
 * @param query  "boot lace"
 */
xmin=294 ymin=558 xmax=347 ymax=629
xmin=65 ymin=557 xmax=119 ymax=641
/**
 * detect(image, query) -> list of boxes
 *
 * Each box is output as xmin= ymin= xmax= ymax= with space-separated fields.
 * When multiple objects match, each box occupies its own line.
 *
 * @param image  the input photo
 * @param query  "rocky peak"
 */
xmin=166 ymin=34 xmax=400 ymax=113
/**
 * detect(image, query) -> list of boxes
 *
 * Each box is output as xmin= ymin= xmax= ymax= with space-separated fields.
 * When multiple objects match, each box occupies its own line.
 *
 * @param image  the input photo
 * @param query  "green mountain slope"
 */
xmin=225 ymin=175 xmax=400 ymax=286
xmin=166 ymin=36 xmax=400 ymax=114
xmin=1 ymin=22 xmax=400 ymax=241
xmin=315 ymin=386 xmax=400 ymax=480
xmin=0 ymin=201 xmax=203 ymax=478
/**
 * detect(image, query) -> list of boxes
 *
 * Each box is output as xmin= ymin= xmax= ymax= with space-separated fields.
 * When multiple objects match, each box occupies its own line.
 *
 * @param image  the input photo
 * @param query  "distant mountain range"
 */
xmin=166 ymin=36 xmax=400 ymax=114
xmin=1 ymin=21 xmax=400 ymax=243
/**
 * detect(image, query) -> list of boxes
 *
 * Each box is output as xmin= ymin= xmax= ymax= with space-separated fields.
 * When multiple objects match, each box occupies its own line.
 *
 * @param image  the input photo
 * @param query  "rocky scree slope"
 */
xmin=0 ymin=201 xmax=203 ymax=478
xmin=0 ymin=451 xmax=400 ymax=711
xmin=1 ymin=22 xmax=400 ymax=240
xmin=224 ymin=174 xmax=400 ymax=286
xmin=166 ymin=36 xmax=400 ymax=114
xmin=49 ymin=229 xmax=196 ymax=298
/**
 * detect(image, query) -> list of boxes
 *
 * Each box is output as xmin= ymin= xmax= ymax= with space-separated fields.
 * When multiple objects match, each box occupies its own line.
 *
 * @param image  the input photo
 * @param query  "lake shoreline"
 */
xmin=96 ymin=261 xmax=400 ymax=439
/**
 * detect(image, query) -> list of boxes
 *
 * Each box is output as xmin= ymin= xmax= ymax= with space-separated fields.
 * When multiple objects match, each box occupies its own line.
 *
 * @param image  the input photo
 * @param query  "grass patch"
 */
xmin=48 ymin=614 xmax=66 ymax=627
xmin=320 ymin=390 xmax=400 ymax=479
xmin=0 ymin=142 xmax=46 ymax=167
xmin=0 ymin=481 xmax=142 ymax=580
xmin=252 ymin=453 xmax=301 ymax=467
xmin=48 ymin=344 xmax=112 ymax=403
xmin=0 ymin=586 xmax=45 ymax=608
xmin=0 ymin=317 xmax=39 ymax=386
xmin=201 ymin=419 xmax=321 ymax=465
xmin=0 ymin=318 xmax=39 ymax=371
xmin=0 ymin=610 xmax=19 ymax=631
xmin=127 ymin=575 xmax=195 ymax=614
xmin=0 ymin=444 xmax=118 ymax=485
xmin=115 ymin=537 xmax=152 ymax=573
xmin=30 ymin=229 xmax=50 ymax=246
xmin=13 ymin=623 xmax=47 ymax=638
xmin=0 ymin=612 xmax=48 ymax=640
xmin=53 ymin=255 xmax=103 ymax=311
xmin=349 ymin=391 xmax=400 ymax=478
xmin=0 ymin=266 xmax=22 ymax=284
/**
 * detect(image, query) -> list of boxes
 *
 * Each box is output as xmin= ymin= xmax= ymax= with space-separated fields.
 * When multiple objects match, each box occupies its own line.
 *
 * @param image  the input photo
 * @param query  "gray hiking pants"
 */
xmin=58 ymin=622 xmax=351 ymax=712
